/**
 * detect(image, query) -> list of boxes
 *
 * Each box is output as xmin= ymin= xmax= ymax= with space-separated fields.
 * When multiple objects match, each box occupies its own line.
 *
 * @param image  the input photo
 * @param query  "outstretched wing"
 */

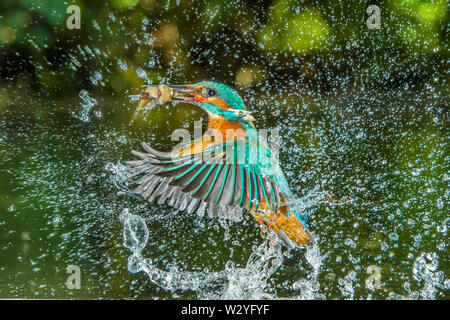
xmin=124 ymin=138 xmax=292 ymax=220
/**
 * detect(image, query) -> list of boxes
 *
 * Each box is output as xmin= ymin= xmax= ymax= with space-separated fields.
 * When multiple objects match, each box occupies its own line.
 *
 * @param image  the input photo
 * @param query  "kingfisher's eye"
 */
xmin=206 ymin=88 xmax=217 ymax=97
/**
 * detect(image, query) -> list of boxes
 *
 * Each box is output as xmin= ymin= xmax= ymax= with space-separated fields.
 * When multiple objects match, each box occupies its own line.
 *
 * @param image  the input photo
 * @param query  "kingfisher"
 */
xmin=125 ymin=80 xmax=314 ymax=248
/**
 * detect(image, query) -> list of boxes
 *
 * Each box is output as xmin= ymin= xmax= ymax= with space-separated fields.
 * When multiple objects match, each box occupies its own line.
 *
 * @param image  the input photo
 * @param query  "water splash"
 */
xmin=120 ymin=208 xmax=286 ymax=299
xmin=411 ymin=252 xmax=445 ymax=300
xmin=291 ymin=243 xmax=326 ymax=300
xmin=387 ymin=252 xmax=446 ymax=300
xmin=75 ymin=90 xmax=99 ymax=123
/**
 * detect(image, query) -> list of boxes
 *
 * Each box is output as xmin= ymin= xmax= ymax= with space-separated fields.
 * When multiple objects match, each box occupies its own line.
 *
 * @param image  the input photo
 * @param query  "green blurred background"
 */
xmin=0 ymin=0 xmax=448 ymax=95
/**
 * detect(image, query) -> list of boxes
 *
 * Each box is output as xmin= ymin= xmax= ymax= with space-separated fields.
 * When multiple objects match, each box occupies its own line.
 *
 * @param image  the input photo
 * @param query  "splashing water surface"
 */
xmin=119 ymin=204 xmax=324 ymax=300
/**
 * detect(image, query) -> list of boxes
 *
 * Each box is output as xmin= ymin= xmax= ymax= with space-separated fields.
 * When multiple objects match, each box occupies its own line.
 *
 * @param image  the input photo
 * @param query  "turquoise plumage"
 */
xmin=126 ymin=80 xmax=314 ymax=248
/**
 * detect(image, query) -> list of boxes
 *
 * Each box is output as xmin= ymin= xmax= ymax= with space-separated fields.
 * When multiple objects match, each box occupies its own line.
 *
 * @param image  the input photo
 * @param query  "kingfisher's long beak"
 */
xmin=167 ymin=84 xmax=202 ymax=105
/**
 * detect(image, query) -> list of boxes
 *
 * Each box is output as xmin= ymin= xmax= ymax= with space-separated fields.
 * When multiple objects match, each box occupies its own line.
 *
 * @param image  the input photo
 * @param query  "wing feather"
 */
xmin=125 ymin=138 xmax=292 ymax=221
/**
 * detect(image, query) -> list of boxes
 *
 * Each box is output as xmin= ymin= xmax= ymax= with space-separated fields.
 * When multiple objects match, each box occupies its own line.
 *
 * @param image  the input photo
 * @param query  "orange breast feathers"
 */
xmin=188 ymin=91 xmax=247 ymax=141
xmin=207 ymin=116 xmax=247 ymax=140
xmin=176 ymin=117 xmax=247 ymax=157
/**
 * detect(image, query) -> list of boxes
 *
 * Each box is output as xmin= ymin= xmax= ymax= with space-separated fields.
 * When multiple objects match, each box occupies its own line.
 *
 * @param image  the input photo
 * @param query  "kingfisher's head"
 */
xmin=139 ymin=80 xmax=255 ymax=123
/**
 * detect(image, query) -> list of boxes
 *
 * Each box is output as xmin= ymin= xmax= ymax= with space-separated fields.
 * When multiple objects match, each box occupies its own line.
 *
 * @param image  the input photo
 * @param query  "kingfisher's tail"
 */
xmin=273 ymin=212 xmax=315 ymax=248
xmin=252 ymin=207 xmax=315 ymax=249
